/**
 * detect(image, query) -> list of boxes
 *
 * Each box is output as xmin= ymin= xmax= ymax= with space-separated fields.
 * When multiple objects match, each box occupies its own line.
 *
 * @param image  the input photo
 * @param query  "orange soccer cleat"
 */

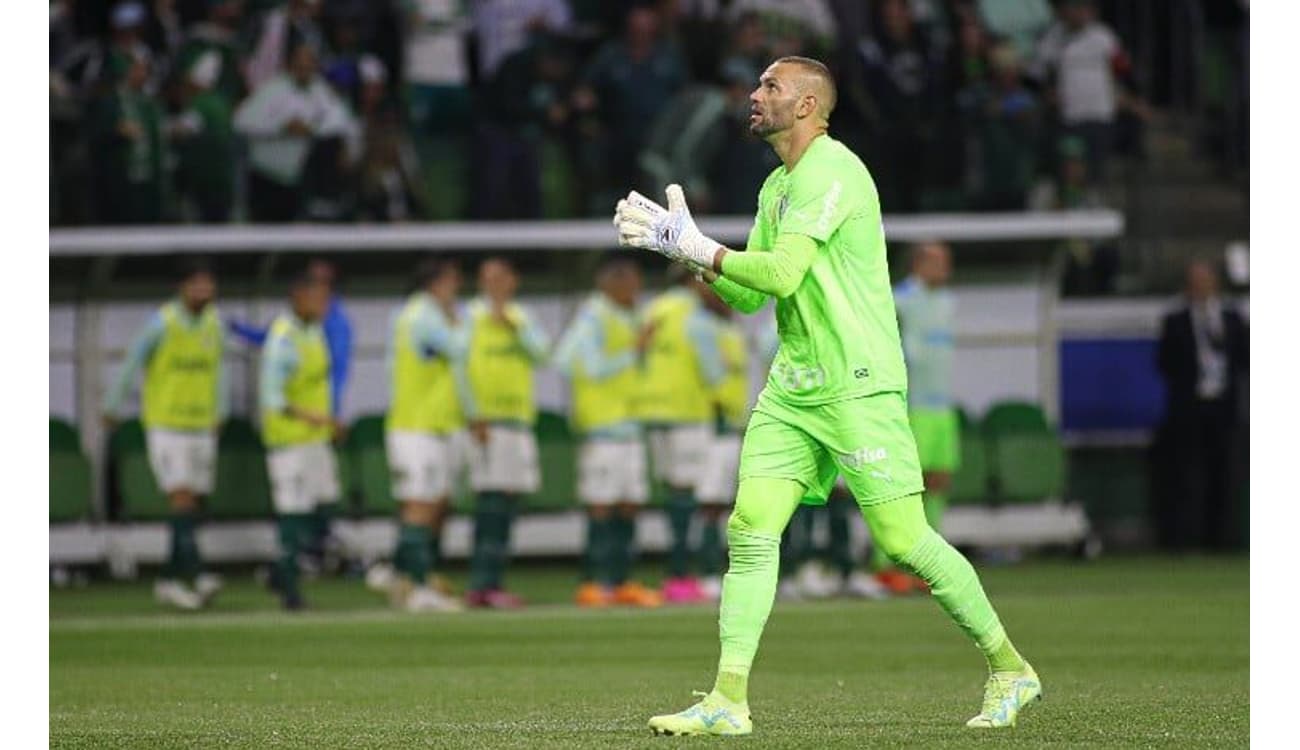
xmin=613 ymin=581 xmax=664 ymax=608
xmin=575 ymin=582 xmax=615 ymax=608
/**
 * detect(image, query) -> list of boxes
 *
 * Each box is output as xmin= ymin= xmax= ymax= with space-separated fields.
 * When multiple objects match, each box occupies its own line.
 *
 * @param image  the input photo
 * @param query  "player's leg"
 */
xmin=648 ymin=426 xmax=693 ymax=597
xmin=695 ymin=432 xmax=741 ymax=601
xmin=188 ymin=431 xmax=223 ymax=604
xmin=831 ymin=394 xmax=1039 ymax=727
xmin=863 ymin=496 xmax=1040 ymax=727
xmin=147 ymin=430 xmax=203 ymax=610
xmin=467 ymin=425 xmax=531 ymax=608
xmin=266 ymin=444 xmax=317 ymax=610
xmin=609 ymin=437 xmax=660 ymax=607
xmin=575 ymin=439 xmax=619 ymax=607
xmin=372 ymin=433 xmax=459 ymax=613
xmin=649 ymin=407 xmax=830 ymax=736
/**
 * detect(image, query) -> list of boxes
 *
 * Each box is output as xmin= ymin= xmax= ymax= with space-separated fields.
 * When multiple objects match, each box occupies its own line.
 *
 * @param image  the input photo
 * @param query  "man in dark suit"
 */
xmin=1154 ymin=260 xmax=1249 ymax=550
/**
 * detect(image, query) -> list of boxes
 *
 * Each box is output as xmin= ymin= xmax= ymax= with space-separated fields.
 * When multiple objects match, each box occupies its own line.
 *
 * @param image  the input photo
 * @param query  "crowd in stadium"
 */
xmin=51 ymin=0 xmax=1151 ymax=225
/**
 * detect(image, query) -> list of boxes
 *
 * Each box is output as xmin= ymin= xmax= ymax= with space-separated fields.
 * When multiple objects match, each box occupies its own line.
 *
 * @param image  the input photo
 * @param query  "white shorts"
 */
xmin=648 ymin=423 xmax=711 ymax=489
xmin=386 ymin=430 xmax=456 ymax=501
xmin=146 ymin=429 xmax=216 ymax=495
xmin=697 ymin=434 xmax=742 ymax=505
xmin=267 ymin=442 xmax=340 ymax=514
xmin=468 ymin=424 xmax=540 ymax=494
xmin=578 ymin=438 xmax=648 ymax=505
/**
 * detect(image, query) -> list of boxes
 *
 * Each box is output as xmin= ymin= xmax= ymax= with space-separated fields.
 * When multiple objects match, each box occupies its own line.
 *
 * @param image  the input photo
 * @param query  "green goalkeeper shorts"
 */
xmin=739 ymin=390 xmax=924 ymax=507
xmin=908 ymin=407 xmax=961 ymax=473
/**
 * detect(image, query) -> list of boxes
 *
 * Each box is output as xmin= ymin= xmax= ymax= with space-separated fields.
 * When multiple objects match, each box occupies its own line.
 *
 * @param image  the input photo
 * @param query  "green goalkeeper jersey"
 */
xmin=748 ymin=134 xmax=907 ymax=406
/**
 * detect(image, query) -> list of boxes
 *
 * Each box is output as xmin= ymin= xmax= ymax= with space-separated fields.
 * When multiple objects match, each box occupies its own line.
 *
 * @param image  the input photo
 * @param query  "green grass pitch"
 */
xmin=51 ymin=556 xmax=1247 ymax=748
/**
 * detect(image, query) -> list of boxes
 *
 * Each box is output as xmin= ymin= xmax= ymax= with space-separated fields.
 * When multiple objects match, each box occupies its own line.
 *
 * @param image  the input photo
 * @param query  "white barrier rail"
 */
xmin=48 ymin=210 xmax=1124 ymax=256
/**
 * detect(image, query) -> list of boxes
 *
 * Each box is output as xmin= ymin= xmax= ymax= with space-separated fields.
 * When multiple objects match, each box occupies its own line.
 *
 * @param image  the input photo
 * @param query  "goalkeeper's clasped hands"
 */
xmin=613 ymin=185 xmax=724 ymax=278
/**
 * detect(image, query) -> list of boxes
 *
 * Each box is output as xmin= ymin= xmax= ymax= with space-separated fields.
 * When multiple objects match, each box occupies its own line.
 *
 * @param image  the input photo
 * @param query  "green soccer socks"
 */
xmin=395 ymin=523 xmax=432 ymax=584
xmin=610 ymin=512 xmax=637 ymax=586
xmin=275 ymin=513 xmax=313 ymax=601
xmin=714 ymin=477 xmax=806 ymax=704
xmin=470 ymin=492 xmax=515 ymax=591
xmin=697 ymin=514 xmax=725 ymax=577
xmin=168 ymin=512 xmax=201 ymax=582
xmin=666 ymin=488 xmax=696 ymax=578
xmin=868 ymin=496 xmax=1025 ymax=673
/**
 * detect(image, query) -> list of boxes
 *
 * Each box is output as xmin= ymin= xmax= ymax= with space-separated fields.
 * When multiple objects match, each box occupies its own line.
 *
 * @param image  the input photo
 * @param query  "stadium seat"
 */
xmin=50 ymin=448 xmax=93 ymax=523
xmin=50 ymin=417 xmax=81 ymax=453
xmin=950 ymin=431 xmax=989 ymax=506
xmin=981 ymin=401 xmax=1051 ymax=435
xmin=348 ymin=415 xmax=394 ymax=516
xmin=109 ymin=419 xmax=170 ymax=521
xmin=529 ymin=412 xmax=577 ymax=511
xmin=209 ymin=418 xmax=273 ymax=520
xmin=988 ymin=433 xmax=1067 ymax=504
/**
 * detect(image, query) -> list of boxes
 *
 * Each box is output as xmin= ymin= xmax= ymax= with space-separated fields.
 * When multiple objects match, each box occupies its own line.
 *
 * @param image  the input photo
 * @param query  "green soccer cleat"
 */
xmin=966 ymin=663 xmax=1043 ymax=728
xmin=649 ymin=691 xmax=752 ymax=737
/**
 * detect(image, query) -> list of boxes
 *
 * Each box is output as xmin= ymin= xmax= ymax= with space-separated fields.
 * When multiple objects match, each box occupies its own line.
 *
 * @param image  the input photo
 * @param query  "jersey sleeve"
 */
xmin=259 ymin=331 xmax=298 ymax=413
xmin=103 ymin=312 xmax=165 ymax=416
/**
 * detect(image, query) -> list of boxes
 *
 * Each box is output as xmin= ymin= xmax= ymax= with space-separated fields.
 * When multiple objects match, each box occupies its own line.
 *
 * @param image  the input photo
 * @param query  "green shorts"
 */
xmin=909 ymin=407 xmax=961 ymax=473
xmin=739 ymin=390 xmax=925 ymax=507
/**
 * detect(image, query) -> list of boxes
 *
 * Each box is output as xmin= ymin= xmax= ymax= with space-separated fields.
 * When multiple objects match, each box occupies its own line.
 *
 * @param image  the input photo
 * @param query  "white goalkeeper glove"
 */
xmin=613 ymin=184 xmax=722 ymax=270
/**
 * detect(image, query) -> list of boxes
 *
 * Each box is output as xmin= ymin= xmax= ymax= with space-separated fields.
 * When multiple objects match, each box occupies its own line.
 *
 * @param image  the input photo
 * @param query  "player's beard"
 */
xmin=749 ymin=104 xmax=794 ymax=138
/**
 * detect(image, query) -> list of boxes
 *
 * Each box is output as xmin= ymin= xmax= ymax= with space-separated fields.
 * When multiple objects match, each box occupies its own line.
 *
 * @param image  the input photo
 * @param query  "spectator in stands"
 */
xmin=857 ymin=0 xmax=949 ymax=212
xmin=356 ymin=56 xmax=430 ymax=222
xmin=961 ymin=43 xmax=1040 ymax=210
xmin=103 ymin=258 xmax=227 ymax=611
xmin=472 ymin=35 xmax=578 ymax=219
xmin=471 ymin=0 xmax=573 ymax=80
xmin=169 ymin=51 xmax=236 ymax=222
xmin=174 ymin=0 xmax=247 ymax=107
xmin=1030 ymin=0 xmax=1151 ymax=188
xmin=976 ymin=0 xmax=1053 ymax=63
xmin=402 ymin=0 xmax=473 ymax=219
xmin=573 ymin=6 xmax=688 ymax=212
xmin=234 ymin=42 xmax=360 ymax=222
xmin=1155 ymin=260 xmax=1249 ymax=551
xmin=89 ymin=49 xmax=166 ymax=224
xmin=246 ymin=0 xmax=328 ymax=92
xmin=726 ymin=0 xmax=837 ymax=60
xmin=707 ymin=59 xmax=781 ymax=214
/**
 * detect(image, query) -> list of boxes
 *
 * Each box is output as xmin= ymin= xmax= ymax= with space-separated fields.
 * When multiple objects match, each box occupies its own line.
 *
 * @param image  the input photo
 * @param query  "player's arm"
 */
xmin=686 ymin=311 xmax=726 ymax=387
xmin=615 ymin=184 xmax=820 ymax=303
xmin=517 ymin=307 xmax=552 ymax=364
xmin=325 ymin=302 xmax=353 ymax=417
xmin=259 ymin=333 xmax=321 ymax=425
xmin=556 ymin=310 xmax=635 ymax=381
xmin=102 ymin=313 xmax=165 ymax=420
xmin=417 ymin=304 xmax=477 ymax=420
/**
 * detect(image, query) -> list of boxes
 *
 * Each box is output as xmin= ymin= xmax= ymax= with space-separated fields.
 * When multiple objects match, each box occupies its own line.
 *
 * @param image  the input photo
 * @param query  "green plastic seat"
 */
xmin=949 ymin=432 xmax=989 ymax=506
xmin=210 ymin=418 xmax=273 ymax=520
xmin=529 ymin=414 xmax=577 ymax=511
xmin=50 ymin=451 xmax=92 ymax=523
xmin=989 ymin=433 xmax=1066 ymax=504
xmin=50 ymin=417 xmax=81 ymax=453
xmin=981 ymin=401 xmax=1051 ymax=436
xmin=109 ymin=419 xmax=169 ymax=521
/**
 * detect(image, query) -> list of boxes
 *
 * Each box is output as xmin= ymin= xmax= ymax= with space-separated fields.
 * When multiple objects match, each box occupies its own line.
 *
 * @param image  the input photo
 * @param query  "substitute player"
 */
xmin=874 ymin=240 xmax=960 ymax=593
xmin=641 ymin=267 xmax=727 ymax=604
xmin=463 ymin=257 xmax=550 ymax=608
xmin=615 ymin=56 xmax=1040 ymax=734
xmin=104 ymin=258 xmax=226 ymax=610
xmin=554 ymin=255 xmax=662 ymax=608
xmin=260 ymin=272 xmax=343 ymax=611
xmin=381 ymin=259 xmax=468 ymax=612
xmin=695 ymin=288 xmax=749 ymax=601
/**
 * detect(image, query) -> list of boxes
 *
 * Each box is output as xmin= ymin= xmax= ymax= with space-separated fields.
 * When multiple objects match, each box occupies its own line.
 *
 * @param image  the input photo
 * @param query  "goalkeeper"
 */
xmin=614 ymin=56 xmax=1041 ymax=735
